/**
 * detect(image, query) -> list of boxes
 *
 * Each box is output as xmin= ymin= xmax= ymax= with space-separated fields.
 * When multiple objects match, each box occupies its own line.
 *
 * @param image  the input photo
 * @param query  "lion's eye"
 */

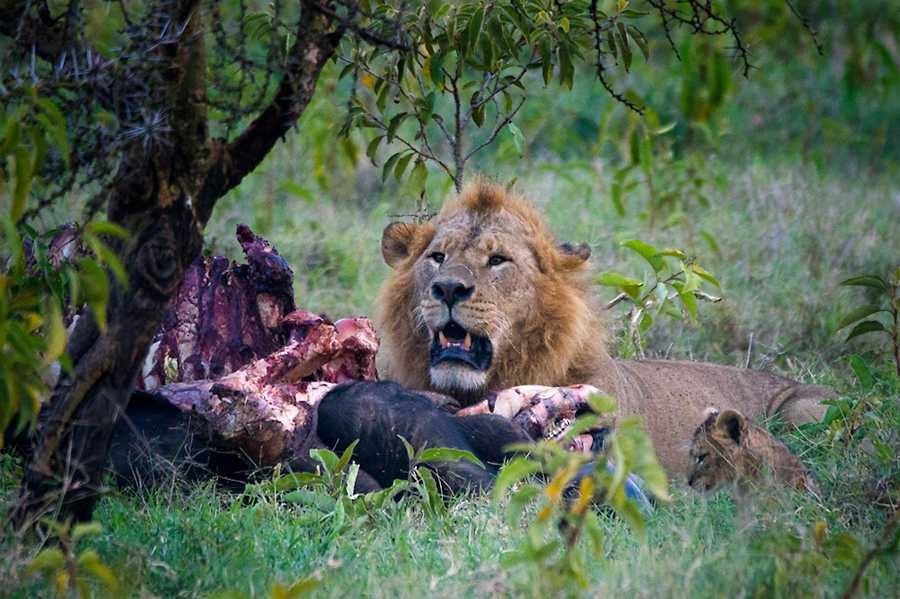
xmin=429 ymin=252 xmax=445 ymax=264
xmin=487 ymin=255 xmax=508 ymax=267
xmin=697 ymin=453 xmax=708 ymax=464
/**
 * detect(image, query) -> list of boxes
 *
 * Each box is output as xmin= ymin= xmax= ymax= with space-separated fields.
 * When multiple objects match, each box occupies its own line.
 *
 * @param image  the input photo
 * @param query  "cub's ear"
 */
xmin=713 ymin=409 xmax=747 ymax=445
xmin=382 ymin=222 xmax=420 ymax=269
xmin=558 ymin=242 xmax=591 ymax=271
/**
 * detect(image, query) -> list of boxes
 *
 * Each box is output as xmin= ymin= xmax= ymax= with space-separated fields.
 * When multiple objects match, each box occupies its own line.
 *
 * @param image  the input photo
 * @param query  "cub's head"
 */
xmin=375 ymin=180 xmax=600 ymax=405
xmin=687 ymin=407 xmax=819 ymax=494
xmin=686 ymin=407 xmax=745 ymax=492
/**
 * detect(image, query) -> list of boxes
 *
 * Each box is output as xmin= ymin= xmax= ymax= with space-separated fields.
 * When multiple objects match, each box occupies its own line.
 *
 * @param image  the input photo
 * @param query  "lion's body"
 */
xmin=686 ymin=408 xmax=820 ymax=495
xmin=375 ymin=181 xmax=833 ymax=473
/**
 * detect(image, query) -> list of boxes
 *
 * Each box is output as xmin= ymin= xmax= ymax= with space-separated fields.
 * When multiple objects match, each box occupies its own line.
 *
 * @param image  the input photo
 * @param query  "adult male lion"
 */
xmin=375 ymin=181 xmax=833 ymax=473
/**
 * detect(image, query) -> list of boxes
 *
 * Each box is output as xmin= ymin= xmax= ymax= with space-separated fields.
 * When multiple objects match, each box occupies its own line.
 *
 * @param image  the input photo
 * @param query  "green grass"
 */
xmin=2 ymin=425 xmax=898 ymax=599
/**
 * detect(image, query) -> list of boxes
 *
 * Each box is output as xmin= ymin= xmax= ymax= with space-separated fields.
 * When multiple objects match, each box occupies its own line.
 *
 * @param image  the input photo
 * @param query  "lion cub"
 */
xmin=687 ymin=407 xmax=819 ymax=496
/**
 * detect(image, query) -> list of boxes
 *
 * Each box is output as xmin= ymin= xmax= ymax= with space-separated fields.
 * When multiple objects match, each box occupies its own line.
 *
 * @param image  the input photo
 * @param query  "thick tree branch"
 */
xmin=219 ymin=0 xmax=344 ymax=204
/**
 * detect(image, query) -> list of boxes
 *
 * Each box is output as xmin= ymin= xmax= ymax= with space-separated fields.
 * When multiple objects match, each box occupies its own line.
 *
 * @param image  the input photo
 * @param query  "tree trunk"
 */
xmin=10 ymin=0 xmax=343 ymax=527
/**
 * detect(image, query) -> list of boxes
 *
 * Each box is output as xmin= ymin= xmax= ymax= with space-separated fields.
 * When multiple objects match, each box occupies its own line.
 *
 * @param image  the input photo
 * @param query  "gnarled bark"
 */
xmin=9 ymin=0 xmax=344 ymax=527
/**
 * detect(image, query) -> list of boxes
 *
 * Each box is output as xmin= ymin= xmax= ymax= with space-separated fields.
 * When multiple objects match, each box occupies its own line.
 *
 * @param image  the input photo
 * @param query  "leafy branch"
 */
xmin=494 ymin=393 xmax=669 ymax=592
xmin=837 ymin=267 xmax=900 ymax=379
xmin=596 ymin=239 xmax=722 ymax=359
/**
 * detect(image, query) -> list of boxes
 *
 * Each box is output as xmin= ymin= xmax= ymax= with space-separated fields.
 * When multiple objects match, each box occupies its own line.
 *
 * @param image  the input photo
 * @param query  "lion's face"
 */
xmin=410 ymin=208 xmax=545 ymax=393
xmin=375 ymin=181 xmax=597 ymax=404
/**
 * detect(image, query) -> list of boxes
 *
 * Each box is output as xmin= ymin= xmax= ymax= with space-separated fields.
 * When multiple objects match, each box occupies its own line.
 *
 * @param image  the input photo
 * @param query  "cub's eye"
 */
xmin=697 ymin=453 xmax=708 ymax=464
xmin=429 ymin=252 xmax=445 ymax=264
xmin=487 ymin=255 xmax=508 ymax=267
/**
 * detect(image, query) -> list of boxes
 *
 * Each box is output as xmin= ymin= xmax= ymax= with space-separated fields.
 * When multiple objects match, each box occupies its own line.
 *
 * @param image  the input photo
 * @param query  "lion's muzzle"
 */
xmin=430 ymin=321 xmax=493 ymax=371
xmin=432 ymin=279 xmax=474 ymax=307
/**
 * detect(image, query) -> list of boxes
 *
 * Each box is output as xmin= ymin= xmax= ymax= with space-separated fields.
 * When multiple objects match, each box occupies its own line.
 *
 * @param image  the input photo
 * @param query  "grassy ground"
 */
xmin=3 ymin=31 xmax=900 ymax=599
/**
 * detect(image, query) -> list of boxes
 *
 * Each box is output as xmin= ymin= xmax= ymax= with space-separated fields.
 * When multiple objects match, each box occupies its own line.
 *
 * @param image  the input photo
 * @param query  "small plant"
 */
xmin=494 ymin=393 xmax=669 ymax=592
xmin=748 ymin=520 xmax=863 ymax=599
xmin=815 ymin=355 xmax=891 ymax=452
xmin=595 ymin=239 xmax=721 ymax=358
xmin=24 ymin=520 xmax=119 ymax=598
xmin=209 ymin=577 xmax=322 ymax=599
xmin=253 ymin=437 xmax=484 ymax=532
xmin=837 ymin=267 xmax=900 ymax=379
xmin=602 ymin=98 xmax=728 ymax=235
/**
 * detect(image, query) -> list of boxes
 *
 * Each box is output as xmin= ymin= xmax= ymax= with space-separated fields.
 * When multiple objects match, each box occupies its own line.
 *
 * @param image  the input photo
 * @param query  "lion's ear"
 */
xmin=713 ymin=409 xmax=747 ymax=445
xmin=701 ymin=406 xmax=720 ymax=425
xmin=382 ymin=222 xmax=421 ymax=269
xmin=558 ymin=242 xmax=591 ymax=271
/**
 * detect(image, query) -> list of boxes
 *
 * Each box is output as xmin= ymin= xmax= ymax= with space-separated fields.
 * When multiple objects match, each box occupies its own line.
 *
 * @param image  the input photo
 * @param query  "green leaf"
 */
xmin=335 ymin=438 xmax=359 ymax=474
xmin=661 ymin=248 xmax=686 ymax=259
xmin=387 ymin=113 xmax=408 ymax=143
xmin=559 ymin=43 xmax=574 ymax=90
xmin=617 ymin=24 xmax=632 ymax=72
xmin=26 ymin=548 xmax=65 ymax=574
xmin=41 ymin=295 xmax=66 ymax=363
xmin=428 ymin=52 xmax=444 ymax=87
xmin=35 ymin=98 xmax=65 ymax=129
xmin=837 ymin=305 xmax=885 ymax=331
xmin=394 ymin=152 xmax=414 ymax=182
xmin=468 ymin=7 xmax=485 ymax=51
xmin=1 ymin=115 xmax=19 ymax=155
xmin=680 ymin=290 xmax=698 ymax=325
xmin=366 ymin=135 xmax=383 ymax=166
xmin=848 ymin=355 xmax=874 ymax=392
xmin=282 ymin=488 xmax=336 ymax=512
xmin=692 ymin=265 xmax=721 ymax=289
xmin=415 ymin=466 xmax=446 ymax=518
xmin=77 ymin=549 xmax=120 ymax=590
xmin=86 ymin=222 xmax=128 ymax=239
xmin=561 ymin=413 xmax=602 ymax=442
xmin=626 ymin=24 xmax=649 ymax=62
xmin=588 ymin=393 xmax=617 ymax=415
xmin=309 ymin=448 xmax=339 ymax=473
xmin=419 ymin=447 xmax=484 ymax=468
xmin=594 ymin=272 xmax=642 ymax=295
xmin=382 ymin=152 xmax=402 ymax=183
xmin=845 ymin=320 xmax=885 ymax=341
xmin=700 ymin=230 xmax=720 ymax=253
xmin=839 ymin=275 xmax=889 ymax=291
xmin=508 ymin=122 xmax=526 ymax=157
xmin=280 ymin=182 xmax=315 ymax=203
xmin=611 ymin=183 xmax=625 ymax=216
xmin=270 ymin=472 xmax=324 ymax=493
xmin=493 ymin=456 xmax=541 ymax=502
xmin=417 ymin=92 xmax=436 ymax=122
xmin=77 ymin=258 xmax=109 ymax=332
xmin=398 ymin=435 xmax=416 ymax=461
xmin=11 ymin=145 xmax=33 ymax=221
xmin=28 ymin=125 xmax=47 ymax=174
xmin=408 ymin=162 xmax=428 ymax=197
xmin=621 ymin=239 xmax=664 ymax=272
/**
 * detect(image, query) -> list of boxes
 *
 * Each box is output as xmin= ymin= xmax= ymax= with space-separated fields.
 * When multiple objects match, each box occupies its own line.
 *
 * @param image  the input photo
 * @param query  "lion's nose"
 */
xmin=432 ymin=280 xmax=474 ymax=307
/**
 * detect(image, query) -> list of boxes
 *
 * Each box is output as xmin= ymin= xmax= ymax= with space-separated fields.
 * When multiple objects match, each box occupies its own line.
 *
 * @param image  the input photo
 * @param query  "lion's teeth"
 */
xmin=439 ymin=330 xmax=448 ymax=348
xmin=464 ymin=333 xmax=472 ymax=350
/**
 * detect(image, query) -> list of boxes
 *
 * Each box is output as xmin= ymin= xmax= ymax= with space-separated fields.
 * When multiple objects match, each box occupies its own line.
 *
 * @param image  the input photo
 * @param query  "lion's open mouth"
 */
xmin=429 ymin=321 xmax=492 ymax=371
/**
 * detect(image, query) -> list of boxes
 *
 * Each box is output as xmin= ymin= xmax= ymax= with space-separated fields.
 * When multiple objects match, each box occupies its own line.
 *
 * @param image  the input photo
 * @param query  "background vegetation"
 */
xmin=2 ymin=0 xmax=899 ymax=596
